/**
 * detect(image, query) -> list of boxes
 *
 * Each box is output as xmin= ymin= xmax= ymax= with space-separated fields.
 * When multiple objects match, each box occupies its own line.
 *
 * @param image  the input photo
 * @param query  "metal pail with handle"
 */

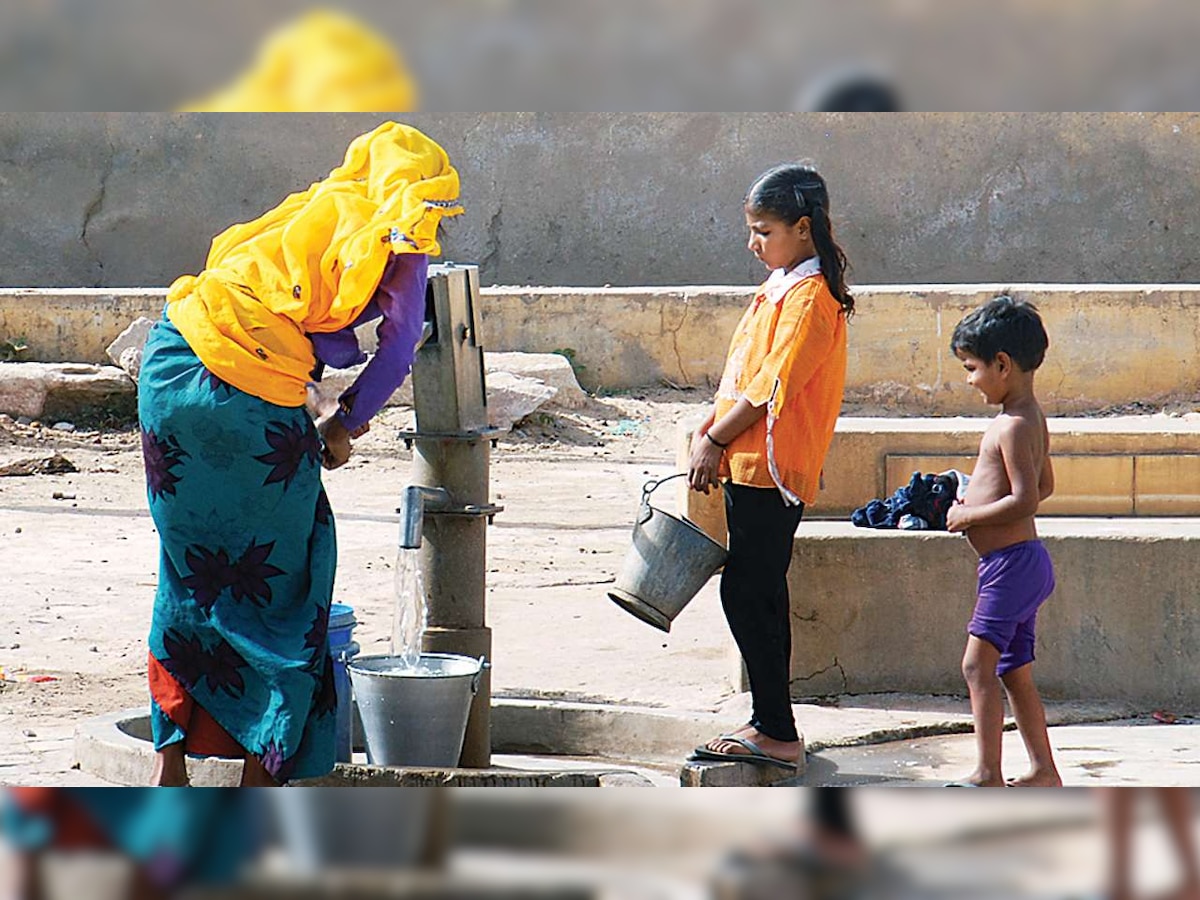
xmin=607 ymin=473 xmax=728 ymax=632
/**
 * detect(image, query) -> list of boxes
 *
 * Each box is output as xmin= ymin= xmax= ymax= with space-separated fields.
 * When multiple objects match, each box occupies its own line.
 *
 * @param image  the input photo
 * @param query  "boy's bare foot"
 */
xmin=1005 ymin=769 xmax=1062 ymax=787
xmin=948 ymin=769 xmax=1006 ymax=787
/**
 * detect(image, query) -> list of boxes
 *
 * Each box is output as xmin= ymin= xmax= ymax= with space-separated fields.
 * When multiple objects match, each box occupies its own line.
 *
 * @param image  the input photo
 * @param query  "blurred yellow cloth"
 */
xmin=166 ymin=121 xmax=461 ymax=406
xmin=183 ymin=9 xmax=417 ymax=112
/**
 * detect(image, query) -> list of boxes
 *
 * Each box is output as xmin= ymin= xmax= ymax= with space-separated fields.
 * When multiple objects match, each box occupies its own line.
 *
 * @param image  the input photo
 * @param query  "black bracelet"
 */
xmin=705 ymin=432 xmax=729 ymax=449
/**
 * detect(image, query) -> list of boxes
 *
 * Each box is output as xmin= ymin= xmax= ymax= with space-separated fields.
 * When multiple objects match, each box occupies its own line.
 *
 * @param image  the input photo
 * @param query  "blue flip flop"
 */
xmin=689 ymin=735 xmax=799 ymax=771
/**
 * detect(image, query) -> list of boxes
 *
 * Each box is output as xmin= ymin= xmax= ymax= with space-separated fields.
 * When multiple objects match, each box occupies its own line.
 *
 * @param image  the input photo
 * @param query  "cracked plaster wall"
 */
xmin=4 ymin=113 xmax=1200 ymax=289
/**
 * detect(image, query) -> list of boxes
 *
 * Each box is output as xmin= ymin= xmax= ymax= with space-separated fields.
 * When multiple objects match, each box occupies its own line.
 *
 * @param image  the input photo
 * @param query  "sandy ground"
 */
xmin=0 ymin=387 xmax=744 ymax=784
xmin=4 ymin=387 xmax=1190 ymax=789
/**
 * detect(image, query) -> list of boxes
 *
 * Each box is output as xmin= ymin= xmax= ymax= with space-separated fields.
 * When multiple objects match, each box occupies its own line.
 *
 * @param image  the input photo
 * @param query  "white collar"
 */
xmin=761 ymin=256 xmax=821 ymax=304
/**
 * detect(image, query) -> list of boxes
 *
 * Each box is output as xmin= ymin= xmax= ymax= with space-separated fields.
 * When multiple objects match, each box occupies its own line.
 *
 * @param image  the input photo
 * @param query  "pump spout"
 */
xmin=398 ymin=484 xmax=452 ymax=549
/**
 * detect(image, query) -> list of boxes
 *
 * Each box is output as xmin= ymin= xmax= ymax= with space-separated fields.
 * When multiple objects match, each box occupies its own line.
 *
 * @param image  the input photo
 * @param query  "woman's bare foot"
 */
xmin=1005 ymin=768 xmax=1062 ymax=788
xmin=240 ymin=753 xmax=280 ymax=787
xmin=150 ymin=743 xmax=189 ymax=786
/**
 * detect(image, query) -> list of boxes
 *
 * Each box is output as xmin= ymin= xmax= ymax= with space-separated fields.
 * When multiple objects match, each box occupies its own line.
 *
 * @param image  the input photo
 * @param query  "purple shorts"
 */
xmin=968 ymin=540 xmax=1055 ymax=676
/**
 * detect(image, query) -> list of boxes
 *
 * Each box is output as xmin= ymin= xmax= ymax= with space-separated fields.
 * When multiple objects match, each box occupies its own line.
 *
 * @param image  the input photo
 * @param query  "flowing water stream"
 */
xmin=390 ymin=547 xmax=427 ymax=669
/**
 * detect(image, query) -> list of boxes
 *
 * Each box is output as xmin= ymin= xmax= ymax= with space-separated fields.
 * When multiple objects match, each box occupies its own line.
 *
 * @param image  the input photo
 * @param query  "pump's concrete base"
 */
xmin=73 ymin=709 xmax=663 ymax=787
xmin=75 ymin=692 xmax=1135 ymax=786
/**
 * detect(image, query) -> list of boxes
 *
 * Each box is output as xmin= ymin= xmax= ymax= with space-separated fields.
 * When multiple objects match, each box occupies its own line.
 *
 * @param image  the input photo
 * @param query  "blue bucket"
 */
xmin=328 ymin=603 xmax=359 ymax=763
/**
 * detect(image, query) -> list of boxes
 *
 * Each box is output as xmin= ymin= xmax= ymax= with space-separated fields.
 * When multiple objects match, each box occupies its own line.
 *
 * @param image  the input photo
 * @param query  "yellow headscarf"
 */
xmin=166 ymin=121 xmax=462 ymax=406
xmin=182 ymin=9 xmax=418 ymax=112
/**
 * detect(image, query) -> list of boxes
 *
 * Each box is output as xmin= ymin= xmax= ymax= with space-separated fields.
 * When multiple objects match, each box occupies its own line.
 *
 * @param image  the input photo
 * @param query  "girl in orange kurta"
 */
xmin=688 ymin=164 xmax=852 ymax=771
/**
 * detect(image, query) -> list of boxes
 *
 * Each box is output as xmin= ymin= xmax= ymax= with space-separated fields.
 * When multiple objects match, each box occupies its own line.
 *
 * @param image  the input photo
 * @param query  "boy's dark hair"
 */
xmin=950 ymin=295 xmax=1049 ymax=371
xmin=744 ymin=163 xmax=854 ymax=317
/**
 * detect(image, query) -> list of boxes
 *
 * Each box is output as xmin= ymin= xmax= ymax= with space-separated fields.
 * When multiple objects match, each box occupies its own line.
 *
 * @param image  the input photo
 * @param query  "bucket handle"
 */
xmin=471 ymin=656 xmax=491 ymax=695
xmin=638 ymin=473 xmax=720 ymax=525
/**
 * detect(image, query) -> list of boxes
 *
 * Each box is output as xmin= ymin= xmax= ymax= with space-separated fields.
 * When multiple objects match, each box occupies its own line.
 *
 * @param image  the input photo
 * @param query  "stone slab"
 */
xmin=305 ymin=352 xmax=574 ymax=428
xmin=483 ymin=370 xmax=558 ymax=429
xmin=484 ymin=352 xmax=588 ymax=410
xmin=678 ymin=737 xmax=806 ymax=786
xmin=103 ymin=315 xmax=155 ymax=382
xmin=0 ymin=361 xmax=135 ymax=420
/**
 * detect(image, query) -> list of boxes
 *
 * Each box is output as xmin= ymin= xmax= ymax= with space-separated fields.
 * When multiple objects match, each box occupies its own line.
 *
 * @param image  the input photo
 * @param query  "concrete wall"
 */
xmin=6 ymin=284 xmax=1200 ymax=415
xmin=5 ymin=113 xmax=1200 ymax=289
xmin=782 ymin=522 xmax=1200 ymax=708
xmin=482 ymin=284 xmax=1200 ymax=413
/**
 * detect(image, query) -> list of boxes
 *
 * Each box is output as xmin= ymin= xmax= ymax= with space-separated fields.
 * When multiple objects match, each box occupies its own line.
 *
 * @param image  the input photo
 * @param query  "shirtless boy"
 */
xmin=945 ymin=296 xmax=1061 ymax=788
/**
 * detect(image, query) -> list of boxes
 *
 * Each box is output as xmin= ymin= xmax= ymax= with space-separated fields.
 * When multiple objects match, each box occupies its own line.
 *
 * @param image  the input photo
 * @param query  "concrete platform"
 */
xmin=682 ymin=415 xmax=1200 ymax=536
xmin=814 ymin=719 xmax=1200 ymax=787
xmin=75 ymin=694 xmax=1134 ymax=787
xmin=766 ymin=518 xmax=1200 ymax=708
xmin=74 ymin=708 xmax=667 ymax=787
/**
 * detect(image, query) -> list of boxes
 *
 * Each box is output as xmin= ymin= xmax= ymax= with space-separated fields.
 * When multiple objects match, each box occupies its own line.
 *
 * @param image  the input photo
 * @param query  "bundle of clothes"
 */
xmin=851 ymin=470 xmax=970 ymax=531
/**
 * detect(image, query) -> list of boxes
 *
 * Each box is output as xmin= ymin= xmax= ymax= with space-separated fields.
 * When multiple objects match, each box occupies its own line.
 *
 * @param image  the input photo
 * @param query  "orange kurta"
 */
xmin=715 ymin=260 xmax=848 ymax=506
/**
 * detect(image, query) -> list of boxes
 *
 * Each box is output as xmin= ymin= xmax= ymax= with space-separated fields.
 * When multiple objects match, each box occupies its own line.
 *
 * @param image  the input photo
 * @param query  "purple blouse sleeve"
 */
xmin=334 ymin=253 xmax=428 ymax=432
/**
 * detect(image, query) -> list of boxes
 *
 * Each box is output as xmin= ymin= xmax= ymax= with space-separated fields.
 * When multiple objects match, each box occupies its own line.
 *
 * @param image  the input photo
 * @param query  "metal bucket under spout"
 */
xmin=608 ymin=474 xmax=728 ymax=632
xmin=348 ymin=653 xmax=488 ymax=768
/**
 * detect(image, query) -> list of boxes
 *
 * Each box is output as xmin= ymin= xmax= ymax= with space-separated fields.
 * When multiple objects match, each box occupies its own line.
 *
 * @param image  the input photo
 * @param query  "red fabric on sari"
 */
xmin=147 ymin=653 xmax=244 ymax=758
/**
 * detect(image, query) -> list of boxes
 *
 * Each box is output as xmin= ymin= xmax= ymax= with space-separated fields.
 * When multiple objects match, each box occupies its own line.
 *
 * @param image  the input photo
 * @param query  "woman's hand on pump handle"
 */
xmin=318 ymin=416 xmax=354 ymax=470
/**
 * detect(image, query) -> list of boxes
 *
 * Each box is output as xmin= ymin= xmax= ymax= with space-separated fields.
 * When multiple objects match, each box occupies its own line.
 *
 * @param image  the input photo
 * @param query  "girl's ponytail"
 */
xmin=807 ymin=201 xmax=854 ymax=318
xmin=746 ymin=163 xmax=854 ymax=318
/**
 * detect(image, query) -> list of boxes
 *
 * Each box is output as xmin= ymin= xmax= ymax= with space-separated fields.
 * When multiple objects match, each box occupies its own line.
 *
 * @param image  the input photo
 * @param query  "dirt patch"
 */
xmin=0 ymin=387 xmax=728 ymax=784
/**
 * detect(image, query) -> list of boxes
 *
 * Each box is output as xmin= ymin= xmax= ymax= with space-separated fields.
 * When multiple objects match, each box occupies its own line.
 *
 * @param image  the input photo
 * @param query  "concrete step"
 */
xmin=680 ymin=415 xmax=1200 ymax=538
xmin=6 ymin=284 xmax=1200 ymax=414
xmin=762 ymin=518 xmax=1200 ymax=708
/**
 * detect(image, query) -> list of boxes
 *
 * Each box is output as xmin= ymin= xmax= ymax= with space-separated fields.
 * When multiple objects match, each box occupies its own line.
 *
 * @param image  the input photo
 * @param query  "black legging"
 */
xmin=811 ymin=788 xmax=856 ymax=838
xmin=720 ymin=482 xmax=805 ymax=743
